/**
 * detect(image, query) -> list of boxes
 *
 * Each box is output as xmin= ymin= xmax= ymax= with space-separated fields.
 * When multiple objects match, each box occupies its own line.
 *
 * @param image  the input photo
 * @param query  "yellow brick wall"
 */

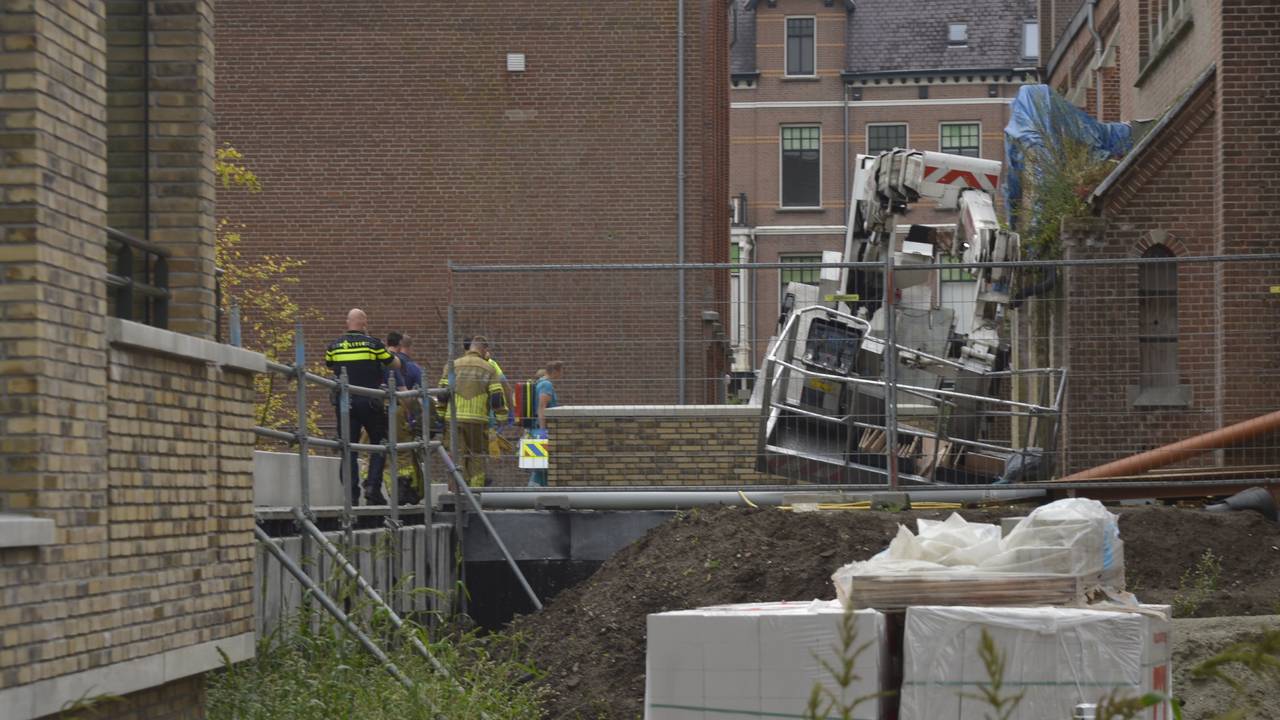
xmin=547 ymin=413 xmax=791 ymax=486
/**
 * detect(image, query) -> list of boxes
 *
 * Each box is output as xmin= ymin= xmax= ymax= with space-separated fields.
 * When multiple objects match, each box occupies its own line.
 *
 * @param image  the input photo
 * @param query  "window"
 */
xmin=786 ymin=17 xmax=816 ymax=76
xmin=1138 ymin=245 xmax=1178 ymax=388
xmin=780 ymin=126 xmax=821 ymax=208
xmin=941 ymin=255 xmax=976 ymax=282
xmin=730 ymin=242 xmax=741 ymax=275
xmin=1023 ymin=21 xmax=1039 ymax=59
xmin=867 ymin=124 xmax=907 ymax=155
xmin=948 ymin=23 xmax=968 ymax=47
xmin=940 ymin=123 xmax=980 ymax=157
xmin=780 ymin=255 xmax=822 ymax=301
xmin=1148 ymin=0 xmax=1189 ymax=60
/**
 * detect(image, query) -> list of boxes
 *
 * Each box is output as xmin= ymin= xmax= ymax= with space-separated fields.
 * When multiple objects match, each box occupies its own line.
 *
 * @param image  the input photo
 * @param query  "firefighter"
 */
xmin=325 ymin=308 xmax=400 ymax=506
xmin=439 ymin=335 xmax=507 ymax=489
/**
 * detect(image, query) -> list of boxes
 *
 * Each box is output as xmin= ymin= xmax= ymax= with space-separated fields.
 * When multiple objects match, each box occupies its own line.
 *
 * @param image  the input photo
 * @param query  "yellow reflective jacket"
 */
xmin=439 ymin=351 xmax=506 ymax=423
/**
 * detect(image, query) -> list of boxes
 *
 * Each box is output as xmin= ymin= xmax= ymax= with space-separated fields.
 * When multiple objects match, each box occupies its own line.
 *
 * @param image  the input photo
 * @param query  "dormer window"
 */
xmin=948 ymin=23 xmax=968 ymax=47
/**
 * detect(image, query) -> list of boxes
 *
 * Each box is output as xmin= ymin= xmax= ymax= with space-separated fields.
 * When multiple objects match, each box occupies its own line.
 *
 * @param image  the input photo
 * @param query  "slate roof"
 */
xmin=729 ymin=0 xmax=757 ymax=76
xmin=844 ymin=0 xmax=1038 ymax=75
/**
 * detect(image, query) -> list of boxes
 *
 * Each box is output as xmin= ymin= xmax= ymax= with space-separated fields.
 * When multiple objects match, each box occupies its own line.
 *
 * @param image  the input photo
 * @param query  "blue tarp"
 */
xmin=1002 ymin=85 xmax=1132 ymax=246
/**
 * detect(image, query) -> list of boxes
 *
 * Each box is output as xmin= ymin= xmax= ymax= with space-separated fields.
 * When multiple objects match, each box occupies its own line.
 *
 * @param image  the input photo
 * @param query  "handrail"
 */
xmin=106 ymin=226 xmax=169 ymax=328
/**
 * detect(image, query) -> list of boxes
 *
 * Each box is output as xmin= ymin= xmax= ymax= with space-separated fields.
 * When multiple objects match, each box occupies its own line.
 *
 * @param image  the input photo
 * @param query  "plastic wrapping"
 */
xmin=833 ymin=499 xmax=1125 ymax=609
xmin=645 ymin=601 xmax=887 ymax=720
xmin=1002 ymin=85 xmax=1133 ymax=238
xmin=900 ymin=605 xmax=1173 ymax=720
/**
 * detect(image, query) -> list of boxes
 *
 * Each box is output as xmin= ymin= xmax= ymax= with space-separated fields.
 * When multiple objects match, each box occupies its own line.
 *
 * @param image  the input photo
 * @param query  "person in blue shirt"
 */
xmin=528 ymin=360 xmax=563 ymax=487
xmin=386 ymin=331 xmax=423 ymax=390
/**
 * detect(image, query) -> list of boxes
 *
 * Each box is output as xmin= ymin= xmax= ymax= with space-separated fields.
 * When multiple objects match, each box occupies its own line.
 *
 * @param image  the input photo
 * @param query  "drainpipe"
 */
xmin=676 ymin=0 xmax=687 ymax=404
xmin=842 ymin=81 xmax=850 ymax=231
xmin=1087 ymin=0 xmax=1103 ymax=115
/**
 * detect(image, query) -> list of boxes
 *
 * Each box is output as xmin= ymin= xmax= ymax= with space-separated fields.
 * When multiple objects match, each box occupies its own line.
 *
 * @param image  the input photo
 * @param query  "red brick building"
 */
xmin=216 ymin=1 xmax=729 ymax=404
xmin=1043 ymin=0 xmax=1280 ymax=473
xmin=727 ymin=0 xmax=1039 ymax=373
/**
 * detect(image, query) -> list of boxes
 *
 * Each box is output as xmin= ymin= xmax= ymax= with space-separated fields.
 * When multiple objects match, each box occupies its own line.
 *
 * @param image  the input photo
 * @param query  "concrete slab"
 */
xmin=0 ymin=513 xmax=55 ymax=548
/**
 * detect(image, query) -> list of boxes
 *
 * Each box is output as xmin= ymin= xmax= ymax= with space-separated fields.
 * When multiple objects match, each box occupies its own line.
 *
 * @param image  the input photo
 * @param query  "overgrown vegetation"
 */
xmin=214 ymin=145 xmax=324 ymax=432
xmin=1173 ymin=549 xmax=1222 ymax=617
xmin=1015 ymin=92 xmax=1118 ymax=260
xmin=208 ymin=546 xmax=544 ymax=720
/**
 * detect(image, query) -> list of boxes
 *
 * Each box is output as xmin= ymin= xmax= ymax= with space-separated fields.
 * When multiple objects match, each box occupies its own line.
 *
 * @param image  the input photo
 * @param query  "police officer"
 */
xmin=325 ymin=308 xmax=400 ymax=506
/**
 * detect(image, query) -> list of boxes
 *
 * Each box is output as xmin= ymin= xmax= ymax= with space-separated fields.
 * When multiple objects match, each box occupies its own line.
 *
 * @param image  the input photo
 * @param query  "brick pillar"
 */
xmin=0 ymin=0 xmax=111 ymax=680
xmin=1216 ymin=0 xmax=1280 ymax=463
xmin=148 ymin=0 xmax=217 ymax=338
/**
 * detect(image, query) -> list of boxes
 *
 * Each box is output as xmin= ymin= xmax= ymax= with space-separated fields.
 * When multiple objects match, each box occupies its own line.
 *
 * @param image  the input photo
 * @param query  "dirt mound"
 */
xmin=512 ymin=505 xmax=1280 ymax=720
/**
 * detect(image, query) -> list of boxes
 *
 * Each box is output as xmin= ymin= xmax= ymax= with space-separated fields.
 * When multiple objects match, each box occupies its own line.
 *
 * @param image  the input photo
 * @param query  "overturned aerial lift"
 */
xmin=754 ymin=149 xmax=1065 ymax=486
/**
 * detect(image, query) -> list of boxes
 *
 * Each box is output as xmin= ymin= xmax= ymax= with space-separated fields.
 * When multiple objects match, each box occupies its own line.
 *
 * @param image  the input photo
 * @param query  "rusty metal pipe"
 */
xmin=1059 ymin=409 xmax=1280 ymax=482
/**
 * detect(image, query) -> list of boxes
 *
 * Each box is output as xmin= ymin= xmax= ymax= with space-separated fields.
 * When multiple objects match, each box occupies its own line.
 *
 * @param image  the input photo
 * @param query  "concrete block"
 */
xmin=253 ymin=450 xmax=344 ymax=508
xmin=0 ymin=513 xmax=56 ymax=547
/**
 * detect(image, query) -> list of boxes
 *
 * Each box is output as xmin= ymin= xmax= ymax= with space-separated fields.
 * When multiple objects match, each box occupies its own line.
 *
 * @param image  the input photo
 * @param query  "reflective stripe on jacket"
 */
xmin=440 ymin=351 xmax=506 ymax=423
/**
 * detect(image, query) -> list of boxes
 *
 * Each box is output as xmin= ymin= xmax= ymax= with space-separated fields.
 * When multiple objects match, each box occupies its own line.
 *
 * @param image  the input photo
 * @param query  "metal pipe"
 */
xmin=295 ymin=325 xmax=311 ymax=518
xmin=291 ymin=509 xmax=454 ymax=680
xmin=675 ymin=0 xmax=687 ymax=404
xmin=455 ymin=488 xmax=1047 ymax=510
xmin=254 ymin=525 xmax=415 ymax=691
xmin=252 ymin=426 xmax=424 ymax=453
xmin=445 ymin=253 xmax=1280 ymax=273
xmin=419 ymin=384 xmax=435 ymax=625
xmin=388 ymin=379 xmax=399 ymax=521
xmin=883 ymin=241 xmax=899 ymax=490
xmin=338 ymin=368 xmax=354 ymax=546
xmin=1059 ymin=409 xmax=1280 ymax=482
xmin=445 ymin=303 xmax=463 ymax=615
xmin=434 ymin=444 xmax=543 ymax=611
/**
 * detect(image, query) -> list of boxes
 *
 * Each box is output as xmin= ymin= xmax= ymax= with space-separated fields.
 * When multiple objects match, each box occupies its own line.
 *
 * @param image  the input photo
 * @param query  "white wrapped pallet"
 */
xmin=645 ymin=601 xmax=887 ymax=720
xmin=901 ymin=605 xmax=1173 ymax=720
xmin=833 ymin=499 xmax=1126 ymax=609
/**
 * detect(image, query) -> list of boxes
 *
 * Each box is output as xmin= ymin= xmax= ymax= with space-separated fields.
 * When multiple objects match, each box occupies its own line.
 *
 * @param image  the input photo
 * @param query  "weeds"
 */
xmin=964 ymin=629 xmax=1025 ymax=720
xmin=1190 ymin=627 xmax=1280 ymax=720
xmin=1093 ymin=691 xmax=1182 ymax=720
xmin=803 ymin=605 xmax=887 ymax=720
xmin=1173 ymin=549 xmax=1222 ymax=617
xmin=214 ymin=537 xmax=543 ymax=719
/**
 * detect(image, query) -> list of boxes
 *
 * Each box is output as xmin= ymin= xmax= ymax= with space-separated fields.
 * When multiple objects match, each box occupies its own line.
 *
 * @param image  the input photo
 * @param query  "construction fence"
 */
xmin=445 ymin=252 xmax=1280 ymax=490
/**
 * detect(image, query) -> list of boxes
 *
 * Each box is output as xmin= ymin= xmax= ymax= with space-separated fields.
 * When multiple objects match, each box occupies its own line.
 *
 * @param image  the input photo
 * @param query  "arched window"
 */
xmin=1138 ymin=244 xmax=1177 ymax=389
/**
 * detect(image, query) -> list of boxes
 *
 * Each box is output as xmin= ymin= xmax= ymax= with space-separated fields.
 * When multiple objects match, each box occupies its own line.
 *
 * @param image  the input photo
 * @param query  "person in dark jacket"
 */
xmin=325 ymin=308 xmax=400 ymax=505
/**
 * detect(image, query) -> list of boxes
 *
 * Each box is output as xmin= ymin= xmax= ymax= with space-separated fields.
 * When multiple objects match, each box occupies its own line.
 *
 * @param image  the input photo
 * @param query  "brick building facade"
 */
xmin=215 ymin=1 xmax=729 ymax=405
xmin=728 ymin=0 xmax=1039 ymax=372
xmin=1043 ymin=0 xmax=1280 ymax=473
xmin=0 ymin=2 xmax=258 ymax=717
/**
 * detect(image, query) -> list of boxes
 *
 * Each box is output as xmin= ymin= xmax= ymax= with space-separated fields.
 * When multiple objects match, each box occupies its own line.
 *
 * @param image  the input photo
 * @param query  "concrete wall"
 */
xmin=545 ymin=405 xmax=786 ymax=486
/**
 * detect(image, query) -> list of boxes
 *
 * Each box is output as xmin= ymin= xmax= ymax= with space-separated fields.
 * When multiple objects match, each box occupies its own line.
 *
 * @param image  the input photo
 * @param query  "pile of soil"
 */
xmin=512 ymin=505 xmax=1280 ymax=720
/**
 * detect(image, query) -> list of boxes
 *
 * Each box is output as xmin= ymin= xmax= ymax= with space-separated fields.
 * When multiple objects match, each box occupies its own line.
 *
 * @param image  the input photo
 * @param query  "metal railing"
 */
xmin=252 ymin=326 xmax=540 ymax=611
xmin=106 ymin=227 xmax=169 ymax=328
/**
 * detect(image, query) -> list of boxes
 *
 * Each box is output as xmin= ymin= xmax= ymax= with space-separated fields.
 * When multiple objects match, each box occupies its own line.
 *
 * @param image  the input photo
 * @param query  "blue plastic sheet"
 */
xmin=1002 ymin=85 xmax=1132 ymax=245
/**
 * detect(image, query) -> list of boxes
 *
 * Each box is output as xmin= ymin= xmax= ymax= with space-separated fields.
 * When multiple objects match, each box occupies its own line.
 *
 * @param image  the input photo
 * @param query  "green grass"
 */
xmin=208 ymin=611 xmax=546 ymax=720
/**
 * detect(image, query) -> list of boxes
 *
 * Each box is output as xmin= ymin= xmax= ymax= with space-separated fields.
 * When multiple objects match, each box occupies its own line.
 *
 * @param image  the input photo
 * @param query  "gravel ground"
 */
xmin=1173 ymin=615 xmax=1280 ymax=720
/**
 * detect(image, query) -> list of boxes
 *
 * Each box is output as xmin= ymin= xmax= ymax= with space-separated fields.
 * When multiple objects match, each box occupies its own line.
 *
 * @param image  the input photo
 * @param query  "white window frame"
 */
xmin=778 ymin=254 xmax=823 ymax=311
xmin=784 ymin=15 xmax=818 ymax=78
xmin=779 ymin=124 xmax=822 ymax=209
xmin=939 ymin=121 xmax=982 ymax=158
xmin=1150 ymin=0 xmax=1190 ymax=57
xmin=865 ymin=122 xmax=909 ymax=155
xmin=1022 ymin=21 xmax=1040 ymax=60
xmin=947 ymin=23 xmax=968 ymax=47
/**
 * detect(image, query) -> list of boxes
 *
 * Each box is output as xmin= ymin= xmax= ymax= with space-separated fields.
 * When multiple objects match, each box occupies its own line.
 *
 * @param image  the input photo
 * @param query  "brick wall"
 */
xmin=215 ymin=1 xmax=729 ymax=404
xmin=105 ymin=0 xmax=219 ymax=339
xmin=546 ymin=406 xmax=786 ymax=486
xmin=1216 ymin=0 xmax=1280 ymax=465
xmin=0 ymin=0 xmax=112 ymax=687
xmin=0 ymin=3 xmax=258 ymax=717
